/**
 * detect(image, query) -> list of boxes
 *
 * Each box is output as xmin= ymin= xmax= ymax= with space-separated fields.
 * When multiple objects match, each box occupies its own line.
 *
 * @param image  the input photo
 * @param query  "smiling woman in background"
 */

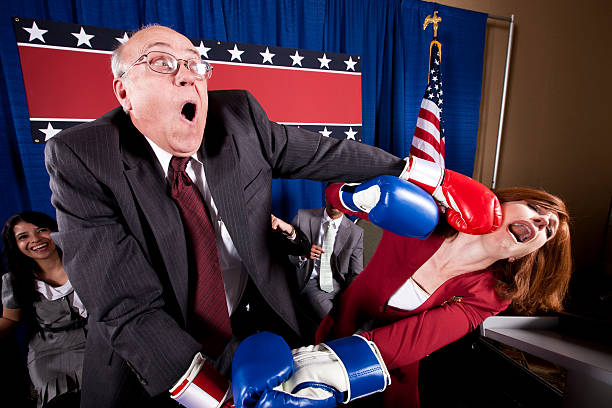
xmin=1 ymin=211 xmax=87 ymax=407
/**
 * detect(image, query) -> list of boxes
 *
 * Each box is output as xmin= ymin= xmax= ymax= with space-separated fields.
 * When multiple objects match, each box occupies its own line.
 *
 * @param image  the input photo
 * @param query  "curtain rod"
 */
xmin=487 ymin=14 xmax=513 ymax=23
xmin=491 ymin=14 xmax=515 ymax=189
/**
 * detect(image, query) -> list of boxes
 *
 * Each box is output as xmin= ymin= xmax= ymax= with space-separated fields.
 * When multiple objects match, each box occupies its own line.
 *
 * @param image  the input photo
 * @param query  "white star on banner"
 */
xmin=115 ymin=33 xmax=129 ymax=44
xmin=289 ymin=50 xmax=304 ymax=66
xmin=318 ymin=53 xmax=331 ymax=69
xmin=260 ymin=47 xmax=275 ymax=64
xmin=196 ymin=41 xmax=211 ymax=58
xmin=319 ymin=127 xmax=332 ymax=137
xmin=344 ymin=56 xmax=357 ymax=71
xmin=72 ymin=27 xmax=95 ymax=47
xmin=228 ymin=44 xmax=244 ymax=61
xmin=23 ymin=21 xmax=47 ymax=43
xmin=344 ymin=127 xmax=357 ymax=140
xmin=40 ymin=123 xmax=62 ymax=141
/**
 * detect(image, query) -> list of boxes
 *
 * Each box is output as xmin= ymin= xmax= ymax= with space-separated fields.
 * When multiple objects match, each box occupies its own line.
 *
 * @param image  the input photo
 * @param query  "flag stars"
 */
xmin=344 ymin=127 xmax=357 ymax=140
xmin=431 ymin=75 xmax=438 ymax=82
xmin=289 ymin=50 xmax=304 ymax=66
xmin=40 ymin=123 xmax=61 ymax=141
xmin=115 ymin=32 xmax=129 ymax=44
xmin=319 ymin=127 xmax=332 ymax=137
xmin=260 ymin=47 xmax=275 ymax=64
xmin=228 ymin=44 xmax=244 ymax=61
xmin=23 ymin=21 xmax=47 ymax=43
xmin=344 ymin=56 xmax=357 ymax=71
xmin=318 ymin=53 xmax=332 ymax=69
xmin=72 ymin=27 xmax=95 ymax=47
xmin=196 ymin=41 xmax=211 ymax=58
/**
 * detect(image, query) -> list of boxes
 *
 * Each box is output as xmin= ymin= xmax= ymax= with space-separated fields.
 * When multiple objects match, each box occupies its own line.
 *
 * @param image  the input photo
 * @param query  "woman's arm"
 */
xmin=0 ymin=307 xmax=21 ymax=338
xmin=360 ymin=293 xmax=510 ymax=370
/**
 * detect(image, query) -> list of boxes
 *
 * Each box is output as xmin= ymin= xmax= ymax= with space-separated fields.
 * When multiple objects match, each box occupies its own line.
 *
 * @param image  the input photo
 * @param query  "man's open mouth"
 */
xmin=181 ymin=102 xmax=196 ymax=122
xmin=509 ymin=222 xmax=534 ymax=243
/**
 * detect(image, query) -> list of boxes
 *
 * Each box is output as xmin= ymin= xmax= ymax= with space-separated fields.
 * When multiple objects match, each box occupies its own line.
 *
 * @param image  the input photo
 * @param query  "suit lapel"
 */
xmin=201 ymin=124 xmax=255 ymax=272
xmin=333 ymin=216 xmax=351 ymax=257
xmin=121 ymin=126 xmax=190 ymax=321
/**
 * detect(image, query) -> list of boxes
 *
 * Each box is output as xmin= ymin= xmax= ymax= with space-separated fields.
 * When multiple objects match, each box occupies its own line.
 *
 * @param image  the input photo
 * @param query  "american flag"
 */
xmin=12 ymin=17 xmax=362 ymax=144
xmin=410 ymin=41 xmax=445 ymax=169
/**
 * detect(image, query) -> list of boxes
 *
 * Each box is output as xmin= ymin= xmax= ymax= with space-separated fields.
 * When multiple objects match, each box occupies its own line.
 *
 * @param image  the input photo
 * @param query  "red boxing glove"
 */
xmin=400 ymin=156 xmax=502 ymax=234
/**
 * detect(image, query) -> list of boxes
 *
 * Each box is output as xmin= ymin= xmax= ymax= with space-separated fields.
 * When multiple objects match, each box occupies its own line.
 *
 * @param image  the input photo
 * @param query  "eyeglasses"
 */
xmin=120 ymin=50 xmax=213 ymax=80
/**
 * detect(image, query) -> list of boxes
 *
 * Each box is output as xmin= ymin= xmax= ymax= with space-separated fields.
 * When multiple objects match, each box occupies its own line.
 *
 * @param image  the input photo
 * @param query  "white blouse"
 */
xmin=34 ymin=279 xmax=88 ymax=318
xmin=387 ymin=276 xmax=430 ymax=311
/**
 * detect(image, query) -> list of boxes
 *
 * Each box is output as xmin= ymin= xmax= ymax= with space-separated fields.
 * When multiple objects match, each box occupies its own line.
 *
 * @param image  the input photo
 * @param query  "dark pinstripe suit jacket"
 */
xmin=45 ymin=90 xmax=405 ymax=406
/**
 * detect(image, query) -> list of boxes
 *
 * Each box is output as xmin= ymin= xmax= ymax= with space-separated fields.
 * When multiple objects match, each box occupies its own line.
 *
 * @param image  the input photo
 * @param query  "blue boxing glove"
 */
xmin=255 ymin=335 xmax=390 ymax=408
xmin=232 ymin=332 xmax=294 ymax=408
xmin=330 ymin=175 xmax=438 ymax=238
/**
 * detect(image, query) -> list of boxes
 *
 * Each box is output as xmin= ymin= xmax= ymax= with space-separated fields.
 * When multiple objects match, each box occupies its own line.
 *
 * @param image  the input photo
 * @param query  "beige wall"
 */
xmin=430 ymin=0 xmax=612 ymax=273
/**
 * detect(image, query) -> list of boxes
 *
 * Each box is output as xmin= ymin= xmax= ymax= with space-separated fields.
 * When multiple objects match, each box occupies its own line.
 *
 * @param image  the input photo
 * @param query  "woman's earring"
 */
xmin=508 ymin=257 xmax=516 ymax=263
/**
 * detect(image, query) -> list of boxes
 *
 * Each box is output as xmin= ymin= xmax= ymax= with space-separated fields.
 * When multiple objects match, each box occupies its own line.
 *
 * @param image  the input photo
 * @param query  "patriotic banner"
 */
xmin=12 ymin=17 xmax=362 ymax=144
xmin=410 ymin=40 xmax=445 ymax=169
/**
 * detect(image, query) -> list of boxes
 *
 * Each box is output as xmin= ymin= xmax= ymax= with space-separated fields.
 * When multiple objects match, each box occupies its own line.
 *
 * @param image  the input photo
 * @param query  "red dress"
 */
xmin=315 ymin=231 xmax=511 ymax=407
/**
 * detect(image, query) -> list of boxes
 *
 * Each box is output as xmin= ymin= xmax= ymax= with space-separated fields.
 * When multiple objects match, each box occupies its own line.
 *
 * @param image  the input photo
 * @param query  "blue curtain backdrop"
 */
xmin=0 ymin=0 xmax=486 ymax=234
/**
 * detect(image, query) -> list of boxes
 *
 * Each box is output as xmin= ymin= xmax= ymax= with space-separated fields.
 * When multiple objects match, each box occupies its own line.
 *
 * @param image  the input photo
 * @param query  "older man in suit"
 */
xmin=44 ymin=25 xmax=408 ymax=408
xmin=291 ymin=199 xmax=363 ymax=331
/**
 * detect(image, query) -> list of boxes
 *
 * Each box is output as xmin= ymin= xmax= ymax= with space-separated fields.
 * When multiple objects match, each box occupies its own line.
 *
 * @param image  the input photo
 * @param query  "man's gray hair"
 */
xmin=110 ymin=23 xmax=163 ymax=79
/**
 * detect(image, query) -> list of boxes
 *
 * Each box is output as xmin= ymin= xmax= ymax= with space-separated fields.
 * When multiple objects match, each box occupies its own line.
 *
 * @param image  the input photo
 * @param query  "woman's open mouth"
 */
xmin=508 ymin=222 xmax=535 ymax=243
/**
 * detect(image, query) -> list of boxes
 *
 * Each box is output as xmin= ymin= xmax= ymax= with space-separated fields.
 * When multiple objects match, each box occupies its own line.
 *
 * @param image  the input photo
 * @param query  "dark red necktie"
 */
xmin=170 ymin=156 xmax=232 ymax=357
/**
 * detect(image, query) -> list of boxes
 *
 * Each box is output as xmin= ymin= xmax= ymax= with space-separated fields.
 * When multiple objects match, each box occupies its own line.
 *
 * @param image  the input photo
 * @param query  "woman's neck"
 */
xmin=430 ymin=233 xmax=501 ymax=278
xmin=34 ymin=252 xmax=68 ymax=287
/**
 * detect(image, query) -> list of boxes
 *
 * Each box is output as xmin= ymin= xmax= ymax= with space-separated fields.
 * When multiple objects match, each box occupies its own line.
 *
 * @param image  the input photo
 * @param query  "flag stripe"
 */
xmin=415 ymin=117 xmax=440 ymax=144
xmin=413 ymin=127 xmax=441 ymax=152
xmin=410 ymin=42 xmax=445 ymax=169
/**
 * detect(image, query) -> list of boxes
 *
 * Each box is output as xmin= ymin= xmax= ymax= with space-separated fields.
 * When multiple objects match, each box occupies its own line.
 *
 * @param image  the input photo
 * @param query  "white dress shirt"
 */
xmin=309 ymin=211 xmax=343 ymax=280
xmin=145 ymin=138 xmax=247 ymax=315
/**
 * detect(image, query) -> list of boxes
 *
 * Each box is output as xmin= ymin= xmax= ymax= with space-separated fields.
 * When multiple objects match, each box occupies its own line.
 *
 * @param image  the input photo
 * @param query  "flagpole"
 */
xmin=491 ymin=14 xmax=515 ymax=189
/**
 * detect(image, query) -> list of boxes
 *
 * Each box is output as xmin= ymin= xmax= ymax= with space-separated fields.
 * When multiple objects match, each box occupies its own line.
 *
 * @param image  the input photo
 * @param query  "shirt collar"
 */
xmin=322 ymin=209 xmax=343 ymax=229
xmin=143 ymin=136 xmax=202 ymax=178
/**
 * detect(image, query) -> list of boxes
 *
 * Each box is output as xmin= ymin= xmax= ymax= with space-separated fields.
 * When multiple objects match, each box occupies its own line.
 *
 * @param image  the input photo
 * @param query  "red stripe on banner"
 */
xmin=208 ymin=64 xmax=361 ymax=124
xmin=18 ymin=46 xmax=362 ymax=124
xmin=18 ymin=46 xmax=116 ymax=119
xmin=418 ymin=108 xmax=439 ymax=129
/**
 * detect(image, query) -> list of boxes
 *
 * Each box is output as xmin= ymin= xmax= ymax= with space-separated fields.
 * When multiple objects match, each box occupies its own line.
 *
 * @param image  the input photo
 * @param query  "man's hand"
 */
xmin=271 ymin=215 xmax=296 ymax=239
xmin=309 ymin=244 xmax=324 ymax=260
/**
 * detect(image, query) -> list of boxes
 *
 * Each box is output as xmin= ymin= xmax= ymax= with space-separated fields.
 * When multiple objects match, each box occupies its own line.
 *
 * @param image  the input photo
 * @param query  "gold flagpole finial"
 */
xmin=423 ymin=11 xmax=442 ymax=38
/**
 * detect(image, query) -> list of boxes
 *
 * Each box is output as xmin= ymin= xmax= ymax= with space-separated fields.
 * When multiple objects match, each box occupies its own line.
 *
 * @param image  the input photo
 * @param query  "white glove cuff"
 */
xmin=170 ymin=353 xmax=230 ymax=408
xmin=401 ymin=156 xmax=443 ymax=193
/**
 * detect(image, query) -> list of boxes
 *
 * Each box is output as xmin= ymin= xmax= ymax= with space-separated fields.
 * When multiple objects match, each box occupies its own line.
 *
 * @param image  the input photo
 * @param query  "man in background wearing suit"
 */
xmin=291 ymin=198 xmax=363 ymax=334
xmin=44 ymin=24 xmax=408 ymax=408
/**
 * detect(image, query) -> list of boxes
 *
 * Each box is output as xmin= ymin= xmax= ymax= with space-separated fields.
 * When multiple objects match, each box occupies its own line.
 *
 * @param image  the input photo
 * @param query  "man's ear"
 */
xmin=113 ymin=78 xmax=132 ymax=112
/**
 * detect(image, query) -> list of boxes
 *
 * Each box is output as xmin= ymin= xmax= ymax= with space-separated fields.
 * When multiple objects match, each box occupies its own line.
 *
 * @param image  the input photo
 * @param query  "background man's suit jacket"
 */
xmin=45 ymin=90 xmax=405 ymax=406
xmin=292 ymin=208 xmax=364 ymax=294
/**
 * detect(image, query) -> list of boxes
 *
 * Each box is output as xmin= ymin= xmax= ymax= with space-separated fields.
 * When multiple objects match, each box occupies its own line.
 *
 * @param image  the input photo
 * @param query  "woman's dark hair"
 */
xmin=2 ymin=211 xmax=59 ymax=307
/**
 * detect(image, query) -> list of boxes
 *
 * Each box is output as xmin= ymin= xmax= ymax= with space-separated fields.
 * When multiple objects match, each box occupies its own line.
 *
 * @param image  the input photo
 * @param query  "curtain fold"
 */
xmin=0 ymin=0 xmax=486 ymax=225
